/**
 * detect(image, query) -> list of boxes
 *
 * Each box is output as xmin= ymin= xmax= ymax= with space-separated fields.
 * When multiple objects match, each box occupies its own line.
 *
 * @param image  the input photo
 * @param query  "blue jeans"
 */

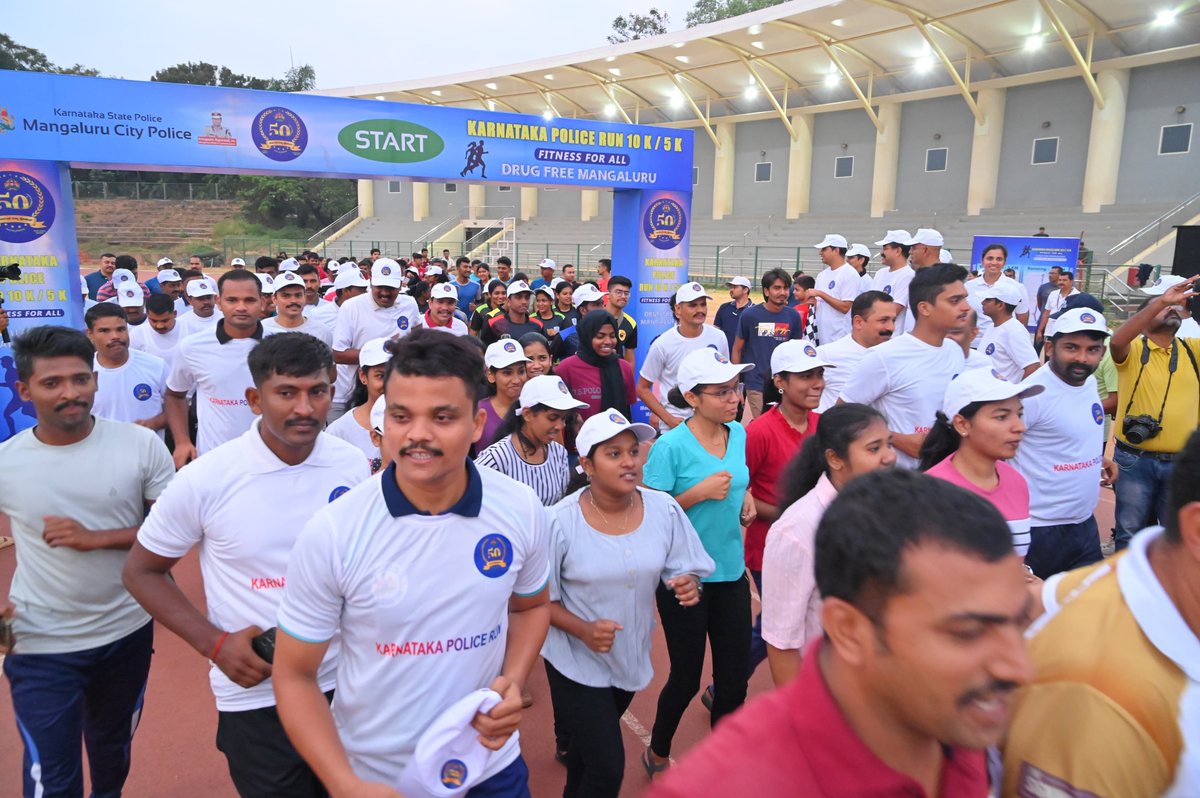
xmin=1024 ymin=517 xmax=1103 ymax=579
xmin=3 ymin=621 xmax=153 ymax=798
xmin=1113 ymin=445 xmax=1174 ymax=549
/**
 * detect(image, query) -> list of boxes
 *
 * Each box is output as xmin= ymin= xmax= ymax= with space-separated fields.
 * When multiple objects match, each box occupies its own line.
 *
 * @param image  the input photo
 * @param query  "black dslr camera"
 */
xmin=1122 ymin=414 xmax=1162 ymax=445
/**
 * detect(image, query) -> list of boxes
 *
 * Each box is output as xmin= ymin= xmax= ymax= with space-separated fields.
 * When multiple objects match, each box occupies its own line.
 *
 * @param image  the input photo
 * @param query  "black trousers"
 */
xmin=650 ymin=575 xmax=751 ymax=757
xmin=215 ymin=691 xmax=333 ymax=798
xmin=544 ymin=661 xmax=635 ymax=798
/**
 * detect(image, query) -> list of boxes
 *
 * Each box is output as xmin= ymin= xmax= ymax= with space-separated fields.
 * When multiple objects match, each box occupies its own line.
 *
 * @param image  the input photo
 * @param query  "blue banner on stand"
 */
xmin=614 ymin=188 xmax=691 ymax=424
xmin=0 ymin=159 xmax=83 ymax=441
xmin=969 ymin=235 xmax=1081 ymax=324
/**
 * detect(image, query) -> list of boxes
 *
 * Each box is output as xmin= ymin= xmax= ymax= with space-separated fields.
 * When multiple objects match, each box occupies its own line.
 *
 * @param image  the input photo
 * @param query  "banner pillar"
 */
xmin=0 ymin=160 xmax=83 ymax=442
xmin=614 ymin=188 xmax=691 ymax=424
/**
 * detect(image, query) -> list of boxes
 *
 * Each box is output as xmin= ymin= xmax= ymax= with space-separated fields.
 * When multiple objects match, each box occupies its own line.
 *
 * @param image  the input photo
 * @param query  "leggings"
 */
xmin=544 ymin=661 xmax=634 ymax=798
xmin=649 ymin=575 xmax=751 ymax=757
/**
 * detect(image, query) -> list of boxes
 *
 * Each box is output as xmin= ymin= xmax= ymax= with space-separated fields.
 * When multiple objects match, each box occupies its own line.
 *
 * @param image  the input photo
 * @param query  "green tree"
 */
xmin=150 ymin=61 xmax=220 ymax=85
xmin=608 ymin=8 xmax=670 ymax=43
xmin=0 ymin=33 xmax=56 ymax=72
xmin=685 ymin=0 xmax=784 ymax=27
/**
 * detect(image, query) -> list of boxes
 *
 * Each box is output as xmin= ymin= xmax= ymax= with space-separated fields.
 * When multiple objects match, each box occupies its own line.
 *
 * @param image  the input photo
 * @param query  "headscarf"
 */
xmin=576 ymin=311 xmax=628 ymax=417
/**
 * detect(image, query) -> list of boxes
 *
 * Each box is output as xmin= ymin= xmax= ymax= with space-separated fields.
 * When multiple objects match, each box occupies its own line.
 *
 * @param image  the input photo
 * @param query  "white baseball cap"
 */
xmin=771 ymin=340 xmax=833 ymax=376
xmin=874 ymin=230 xmax=912 ymax=247
xmin=941 ymin=368 xmax=1045 ymax=419
xmin=907 ymin=228 xmax=944 ymax=247
xmin=506 ymin=280 xmax=532 ymax=296
xmin=117 ymin=285 xmax=144 ymax=308
xmin=156 ymin=257 xmax=174 ymax=268
xmin=677 ymin=347 xmax=752 ymax=394
xmin=572 ymin=284 xmax=608 ymax=308
xmin=111 ymin=268 xmax=136 ymax=286
xmin=976 ymin=280 xmax=1024 ymax=306
xmin=1052 ymin=307 xmax=1111 ymax=337
xmin=359 ymin=337 xmax=392 ymax=369
xmin=279 ymin=257 xmax=301 ymax=272
xmin=395 ymin=689 xmax=504 ymax=798
xmin=255 ymin=273 xmax=276 ymax=294
xmin=371 ymin=259 xmax=403 ymax=288
xmin=725 ymin=276 xmax=752 ymax=289
xmin=939 ymin=249 xmax=955 ymax=263
xmin=273 ymin=271 xmax=305 ymax=292
xmin=535 ymin=285 xmax=555 ymax=299
xmin=549 ymin=278 xmax=565 ymax=290
xmin=538 ymin=258 xmax=557 ymax=271
xmin=334 ymin=268 xmax=369 ymax=290
xmin=325 ymin=260 xmax=342 ymax=274
xmin=1141 ymin=274 xmax=1188 ymax=295
xmin=185 ymin=278 xmax=217 ymax=298
xmin=576 ymin=409 xmax=656 ymax=456
xmin=675 ymin=282 xmax=712 ymax=303
xmin=484 ymin=339 xmax=531 ymax=370
xmin=814 ymin=234 xmax=849 ymax=250
xmin=430 ymin=282 xmax=459 ymax=302
xmin=517 ymin=375 xmax=589 ymax=415
xmin=425 ymin=265 xmax=444 ymax=277
xmin=230 ymin=257 xmax=246 ymax=268
xmin=370 ymin=395 xmax=387 ymax=435
xmin=157 ymin=269 xmax=182 ymax=283
xmin=846 ymin=243 xmax=871 ymax=260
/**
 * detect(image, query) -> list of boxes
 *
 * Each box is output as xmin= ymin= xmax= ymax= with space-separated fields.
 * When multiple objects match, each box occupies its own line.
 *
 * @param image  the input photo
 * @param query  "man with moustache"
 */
xmin=85 ymin=252 xmax=118 ymax=300
xmin=650 ymin=470 xmax=1033 ymax=797
xmin=86 ymin=303 xmax=169 ymax=439
xmin=130 ymin=294 xmax=185 ymax=369
xmin=1109 ymin=274 xmax=1200 ymax=550
xmin=123 ymin=334 xmax=367 ymax=796
xmin=871 ymin=232 xmax=915 ymax=333
xmin=262 ymin=271 xmax=333 ymax=346
xmin=0 ymin=326 xmax=174 ymax=798
xmin=816 ymin=291 xmax=897 ymax=412
xmin=1011 ymin=307 xmax=1115 ymax=578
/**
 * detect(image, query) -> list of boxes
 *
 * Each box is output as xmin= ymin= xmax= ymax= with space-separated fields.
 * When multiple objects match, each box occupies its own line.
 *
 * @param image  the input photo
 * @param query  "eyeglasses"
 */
xmin=695 ymin=384 xmax=744 ymax=401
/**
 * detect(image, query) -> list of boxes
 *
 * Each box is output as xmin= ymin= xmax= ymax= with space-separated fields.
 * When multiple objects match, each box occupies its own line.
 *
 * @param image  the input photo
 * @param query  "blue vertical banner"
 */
xmin=0 ymin=159 xmax=83 ymax=442
xmin=614 ymin=188 xmax=691 ymax=423
xmin=969 ymin=235 xmax=1081 ymax=325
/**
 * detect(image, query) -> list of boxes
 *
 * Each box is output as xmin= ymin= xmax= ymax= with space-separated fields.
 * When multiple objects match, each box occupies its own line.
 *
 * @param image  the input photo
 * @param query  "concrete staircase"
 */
xmin=74 ymin=199 xmax=245 ymax=264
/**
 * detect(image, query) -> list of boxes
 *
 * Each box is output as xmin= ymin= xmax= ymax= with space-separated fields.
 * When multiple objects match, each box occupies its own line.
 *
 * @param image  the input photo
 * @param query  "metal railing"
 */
xmin=1106 ymin=189 xmax=1200 ymax=264
xmin=73 ymin=181 xmax=229 ymax=201
xmin=307 ymin=205 xmax=359 ymax=248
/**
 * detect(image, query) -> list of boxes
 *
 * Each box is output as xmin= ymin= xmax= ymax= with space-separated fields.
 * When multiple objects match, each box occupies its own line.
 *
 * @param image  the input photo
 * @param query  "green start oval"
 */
xmin=338 ymin=119 xmax=445 ymax=163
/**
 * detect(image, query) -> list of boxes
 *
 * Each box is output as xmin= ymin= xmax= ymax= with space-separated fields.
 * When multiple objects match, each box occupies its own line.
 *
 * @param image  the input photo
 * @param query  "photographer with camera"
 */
xmin=1110 ymin=273 xmax=1200 ymax=551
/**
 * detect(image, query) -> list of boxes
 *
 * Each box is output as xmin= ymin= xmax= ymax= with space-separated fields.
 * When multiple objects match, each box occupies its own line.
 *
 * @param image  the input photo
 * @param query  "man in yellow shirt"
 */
xmin=1109 ymin=274 xmax=1200 ymax=550
xmin=1001 ymin=430 xmax=1200 ymax=797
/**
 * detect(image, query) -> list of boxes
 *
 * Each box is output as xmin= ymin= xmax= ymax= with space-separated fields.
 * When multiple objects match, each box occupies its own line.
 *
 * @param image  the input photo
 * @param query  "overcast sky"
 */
xmin=5 ymin=0 xmax=698 ymax=89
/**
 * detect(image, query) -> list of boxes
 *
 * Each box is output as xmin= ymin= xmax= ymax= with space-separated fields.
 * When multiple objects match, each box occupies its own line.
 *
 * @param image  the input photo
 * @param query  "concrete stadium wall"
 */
xmin=894 ymin=94 xmax=974 ymax=212
xmin=1116 ymin=59 xmax=1200 ymax=204
xmin=994 ymin=78 xmax=1093 ymax=209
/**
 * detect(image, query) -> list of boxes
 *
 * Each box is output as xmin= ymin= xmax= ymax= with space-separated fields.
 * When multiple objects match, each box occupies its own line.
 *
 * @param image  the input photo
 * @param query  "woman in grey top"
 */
xmin=542 ymin=409 xmax=714 ymax=798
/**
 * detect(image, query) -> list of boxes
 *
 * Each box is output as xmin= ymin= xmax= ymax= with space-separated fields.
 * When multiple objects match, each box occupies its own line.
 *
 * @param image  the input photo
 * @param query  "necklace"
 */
xmin=588 ymin=489 xmax=635 ymax=529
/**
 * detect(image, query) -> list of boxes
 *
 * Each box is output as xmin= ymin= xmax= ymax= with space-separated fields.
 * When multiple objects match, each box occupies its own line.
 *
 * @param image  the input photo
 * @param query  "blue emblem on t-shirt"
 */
xmin=1092 ymin=403 xmax=1104 ymax=425
xmin=328 ymin=486 xmax=350 ymax=502
xmin=474 ymin=534 xmax=513 ymax=578
xmin=985 ymin=343 xmax=996 ymax=356
xmin=397 ymin=317 xmax=410 ymax=331
xmin=132 ymin=383 xmax=153 ymax=401
xmin=884 ymin=285 xmax=892 ymax=294
xmin=441 ymin=759 xmax=468 ymax=788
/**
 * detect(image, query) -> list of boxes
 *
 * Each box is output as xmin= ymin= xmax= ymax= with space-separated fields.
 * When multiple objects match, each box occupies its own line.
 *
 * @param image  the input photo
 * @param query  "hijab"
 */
xmin=576 ymin=311 xmax=628 ymax=417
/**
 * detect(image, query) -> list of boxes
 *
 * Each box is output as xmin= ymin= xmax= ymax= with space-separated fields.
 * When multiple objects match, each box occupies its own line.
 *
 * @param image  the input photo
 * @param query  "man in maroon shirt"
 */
xmin=650 ymin=469 xmax=1033 ymax=798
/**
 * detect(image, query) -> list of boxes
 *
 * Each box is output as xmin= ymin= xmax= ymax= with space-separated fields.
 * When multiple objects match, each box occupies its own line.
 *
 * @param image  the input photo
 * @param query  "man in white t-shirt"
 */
xmin=130 ymin=293 xmax=185 ymax=368
xmin=871 ymin=230 xmax=916 ymax=334
xmin=332 ymin=259 xmax=419 ymax=421
xmin=166 ymin=270 xmax=264 ymax=468
xmin=296 ymin=264 xmax=332 ymax=319
xmin=0 ymin=325 xmax=174 ymax=798
xmin=1012 ymin=308 xmax=1114 ymax=578
xmin=272 ymin=329 xmax=550 ymax=796
xmin=977 ymin=281 xmax=1040 ymax=383
xmin=156 ymin=268 xmax=190 ymax=317
xmin=417 ymin=282 xmax=470 ymax=335
xmin=124 ymin=333 xmax=368 ymax=796
xmin=966 ymin=243 xmax=1031 ymax=344
xmin=1035 ymin=270 xmax=1080 ymax=348
xmin=816 ymin=290 xmax=897 ymax=412
xmin=262 ymin=271 xmax=334 ymax=345
xmin=846 ymin=244 xmax=875 ymax=295
xmin=637 ymin=282 xmax=730 ymax=431
xmin=311 ymin=267 xmax=368 ymax=336
xmin=178 ymin=277 xmax=224 ymax=338
xmin=839 ymin=263 xmax=970 ymax=469
xmin=86 ymin=303 xmax=169 ymax=438
xmin=115 ymin=283 xmax=148 ymax=327
xmin=808 ymin=234 xmax=860 ymax=344
xmin=907 ymin=228 xmax=944 ymax=270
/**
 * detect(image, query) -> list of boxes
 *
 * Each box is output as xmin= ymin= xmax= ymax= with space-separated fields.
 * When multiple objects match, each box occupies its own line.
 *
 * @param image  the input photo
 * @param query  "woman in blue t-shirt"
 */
xmin=642 ymin=347 xmax=756 ymax=778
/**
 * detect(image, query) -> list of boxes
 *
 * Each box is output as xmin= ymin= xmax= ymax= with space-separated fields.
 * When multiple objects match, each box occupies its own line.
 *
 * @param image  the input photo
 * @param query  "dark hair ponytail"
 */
xmin=666 ymin=386 xmax=690 ymax=409
xmin=916 ymin=402 xmax=984 ymax=472
xmin=776 ymin=403 xmax=886 ymax=512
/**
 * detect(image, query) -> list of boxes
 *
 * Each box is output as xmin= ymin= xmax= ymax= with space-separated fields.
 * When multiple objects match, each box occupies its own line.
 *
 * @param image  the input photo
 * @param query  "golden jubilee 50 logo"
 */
xmin=251 ymin=107 xmax=307 ymax=162
xmin=643 ymin=197 xmax=686 ymax=250
xmin=0 ymin=171 xmax=55 ymax=244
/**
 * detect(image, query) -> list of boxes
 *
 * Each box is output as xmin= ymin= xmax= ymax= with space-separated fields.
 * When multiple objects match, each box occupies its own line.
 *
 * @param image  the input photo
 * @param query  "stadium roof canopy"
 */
xmin=314 ymin=0 xmax=1200 ymax=144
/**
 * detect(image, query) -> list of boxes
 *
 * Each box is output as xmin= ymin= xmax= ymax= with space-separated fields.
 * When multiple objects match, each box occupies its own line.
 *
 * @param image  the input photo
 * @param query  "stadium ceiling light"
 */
xmin=831 ymin=18 xmax=845 ymax=27
xmin=668 ymin=90 xmax=685 ymax=109
xmin=747 ymin=24 xmax=763 ymax=35
xmin=608 ymin=67 xmax=621 ymax=76
xmin=544 ymin=74 xmax=555 ymax=80
xmin=1155 ymin=8 xmax=1178 ymax=25
xmin=542 ymin=109 xmax=554 ymax=120
xmin=914 ymin=55 xmax=934 ymax=74
xmin=1024 ymin=34 xmax=1043 ymax=51
xmin=744 ymin=85 xmax=759 ymax=100
xmin=431 ymin=89 xmax=443 ymax=96
xmin=675 ymin=55 xmax=690 ymax=63
xmin=485 ymin=82 xmax=498 ymax=90
xmin=750 ymin=41 xmax=765 ymax=50
xmin=825 ymin=72 xmax=840 ymax=88
xmin=673 ymin=42 xmax=686 ymax=48
xmin=605 ymin=55 xmax=617 ymax=62
xmin=487 ymin=99 xmax=496 ymax=111
xmin=375 ymin=95 xmax=385 ymax=101
xmin=604 ymin=103 xmax=617 ymax=116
